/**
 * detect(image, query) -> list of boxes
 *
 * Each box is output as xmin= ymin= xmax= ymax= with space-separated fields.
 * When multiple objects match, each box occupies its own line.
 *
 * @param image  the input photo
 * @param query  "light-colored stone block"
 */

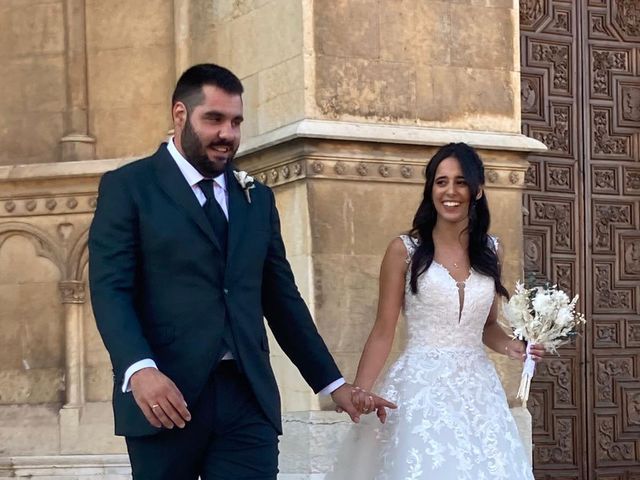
xmin=380 ymin=0 xmax=451 ymax=66
xmin=0 ymin=112 xmax=65 ymax=165
xmin=0 ymin=404 xmax=60 ymax=456
xmin=87 ymin=47 xmax=173 ymax=111
xmin=416 ymin=64 xmax=519 ymax=132
xmin=259 ymin=56 xmax=304 ymax=105
xmin=314 ymin=0 xmax=380 ymax=59
xmin=2 ymin=2 xmax=65 ymax=56
xmin=450 ymin=3 xmax=515 ymax=70
xmin=258 ymin=88 xmax=305 ymax=135
xmin=308 ymin=180 xmax=419 ymax=255
xmin=90 ymin=104 xmax=168 ymax=160
xmin=85 ymin=0 xmax=172 ymax=51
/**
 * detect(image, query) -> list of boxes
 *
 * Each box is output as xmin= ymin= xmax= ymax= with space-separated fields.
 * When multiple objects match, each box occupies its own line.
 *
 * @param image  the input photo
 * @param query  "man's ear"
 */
xmin=476 ymin=188 xmax=484 ymax=200
xmin=172 ymin=102 xmax=187 ymax=130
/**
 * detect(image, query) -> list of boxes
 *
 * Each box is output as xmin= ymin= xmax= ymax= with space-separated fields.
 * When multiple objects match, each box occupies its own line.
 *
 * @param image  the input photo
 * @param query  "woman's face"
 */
xmin=431 ymin=156 xmax=474 ymax=226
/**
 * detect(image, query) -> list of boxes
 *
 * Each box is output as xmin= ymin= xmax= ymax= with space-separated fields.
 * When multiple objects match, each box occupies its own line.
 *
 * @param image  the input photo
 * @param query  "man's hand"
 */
xmin=130 ymin=367 xmax=191 ymax=429
xmin=331 ymin=383 xmax=397 ymax=424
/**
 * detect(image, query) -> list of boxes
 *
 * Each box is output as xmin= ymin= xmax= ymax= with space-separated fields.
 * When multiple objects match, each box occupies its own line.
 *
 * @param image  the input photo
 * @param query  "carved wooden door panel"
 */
xmin=520 ymin=1 xmax=640 ymax=479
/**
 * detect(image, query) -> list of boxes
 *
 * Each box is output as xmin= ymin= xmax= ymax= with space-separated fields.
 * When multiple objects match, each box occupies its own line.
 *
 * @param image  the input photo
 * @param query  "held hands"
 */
xmin=130 ymin=367 xmax=191 ymax=429
xmin=331 ymin=383 xmax=397 ymax=424
xmin=505 ymin=339 xmax=546 ymax=362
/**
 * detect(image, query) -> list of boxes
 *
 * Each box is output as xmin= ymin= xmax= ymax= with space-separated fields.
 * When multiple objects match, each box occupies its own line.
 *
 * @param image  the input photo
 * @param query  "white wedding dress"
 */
xmin=327 ymin=235 xmax=534 ymax=480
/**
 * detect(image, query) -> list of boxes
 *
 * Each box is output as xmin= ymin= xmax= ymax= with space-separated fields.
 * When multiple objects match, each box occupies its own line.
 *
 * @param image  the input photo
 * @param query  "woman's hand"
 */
xmin=505 ymin=339 xmax=546 ymax=362
xmin=351 ymin=386 xmax=375 ymax=414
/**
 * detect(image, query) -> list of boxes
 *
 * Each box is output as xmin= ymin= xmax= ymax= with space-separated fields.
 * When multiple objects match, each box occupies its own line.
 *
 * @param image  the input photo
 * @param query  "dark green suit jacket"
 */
xmin=89 ymin=144 xmax=341 ymax=437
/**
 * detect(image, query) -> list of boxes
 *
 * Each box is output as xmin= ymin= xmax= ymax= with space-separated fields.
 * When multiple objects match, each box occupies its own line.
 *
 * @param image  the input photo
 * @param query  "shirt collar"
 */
xmin=167 ymin=137 xmax=227 ymax=191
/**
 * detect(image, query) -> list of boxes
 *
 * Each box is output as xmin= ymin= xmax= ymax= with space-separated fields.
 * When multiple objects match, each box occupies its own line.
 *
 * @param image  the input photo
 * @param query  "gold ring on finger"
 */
xmin=151 ymin=404 xmax=160 ymax=409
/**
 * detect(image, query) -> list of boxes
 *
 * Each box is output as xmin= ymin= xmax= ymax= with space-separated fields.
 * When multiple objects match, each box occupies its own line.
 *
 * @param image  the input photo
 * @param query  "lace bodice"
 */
xmin=399 ymin=235 xmax=496 ymax=350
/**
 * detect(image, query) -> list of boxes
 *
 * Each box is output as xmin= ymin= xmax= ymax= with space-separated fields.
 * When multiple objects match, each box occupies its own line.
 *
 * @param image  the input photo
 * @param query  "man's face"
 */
xmin=174 ymin=85 xmax=244 ymax=177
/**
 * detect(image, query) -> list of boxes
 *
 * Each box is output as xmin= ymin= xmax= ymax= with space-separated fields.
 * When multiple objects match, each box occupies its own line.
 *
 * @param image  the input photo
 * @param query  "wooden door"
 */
xmin=520 ymin=0 xmax=640 ymax=478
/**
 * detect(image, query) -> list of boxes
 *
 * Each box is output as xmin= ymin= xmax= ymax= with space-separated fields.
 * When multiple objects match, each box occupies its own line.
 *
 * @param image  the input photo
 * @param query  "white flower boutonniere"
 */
xmin=233 ymin=170 xmax=255 ymax=204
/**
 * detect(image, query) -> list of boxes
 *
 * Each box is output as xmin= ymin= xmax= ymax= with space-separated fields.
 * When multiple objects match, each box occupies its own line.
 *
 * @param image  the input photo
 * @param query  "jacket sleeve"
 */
xmin=89 ymin=171 xmax=154 ymax=381
xmin=261 ymin=188 xmax=342 ymax=393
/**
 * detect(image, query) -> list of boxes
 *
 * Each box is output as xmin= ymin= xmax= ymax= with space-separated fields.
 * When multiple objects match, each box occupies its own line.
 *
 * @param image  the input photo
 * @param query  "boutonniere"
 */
xmin=233 ymin=170 xmax=255 ymax=204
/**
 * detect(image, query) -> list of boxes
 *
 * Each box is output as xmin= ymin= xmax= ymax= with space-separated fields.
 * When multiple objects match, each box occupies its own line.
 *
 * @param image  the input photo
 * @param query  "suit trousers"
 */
xmin=125 ymin=361 xmax=279 ymax=480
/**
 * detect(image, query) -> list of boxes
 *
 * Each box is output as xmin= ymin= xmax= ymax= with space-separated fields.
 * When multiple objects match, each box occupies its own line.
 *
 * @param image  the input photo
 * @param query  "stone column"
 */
xmin=59 ymin=280 xmax=86 ymax=408
xmin=60 ymin=0 xmax=95 ymax=162
xmin=173 ymin=0 xmax=191 ymax=81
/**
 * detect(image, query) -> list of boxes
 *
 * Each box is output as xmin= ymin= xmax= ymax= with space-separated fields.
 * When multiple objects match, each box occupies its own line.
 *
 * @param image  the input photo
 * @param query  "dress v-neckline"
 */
xmin=431 ymin=261 xmax=474 ymax=323
xmin=431 ymin=260 xmax=473 ymax=286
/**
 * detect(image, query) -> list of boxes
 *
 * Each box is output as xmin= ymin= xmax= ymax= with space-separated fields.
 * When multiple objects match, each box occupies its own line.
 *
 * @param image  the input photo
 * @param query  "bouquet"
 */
xmin=502 ymin=281 xmax=586 ymax=407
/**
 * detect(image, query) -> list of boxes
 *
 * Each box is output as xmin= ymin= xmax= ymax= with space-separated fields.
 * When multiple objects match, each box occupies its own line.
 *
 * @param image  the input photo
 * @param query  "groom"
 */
xmin=89 ymin=63 xmax=394 ymax=479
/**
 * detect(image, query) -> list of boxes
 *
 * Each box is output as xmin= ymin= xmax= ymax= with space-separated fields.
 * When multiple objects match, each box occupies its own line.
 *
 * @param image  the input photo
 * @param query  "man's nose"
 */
xmin=218 ymin=122 xmax=236 ymax=140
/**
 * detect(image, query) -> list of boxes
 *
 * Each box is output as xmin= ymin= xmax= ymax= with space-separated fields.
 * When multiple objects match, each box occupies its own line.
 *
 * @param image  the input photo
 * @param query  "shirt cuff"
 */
xmin=122 ymin=359 xmax=158 ymax=393
xmin=319 ymin=377 xmax=346 ymax=396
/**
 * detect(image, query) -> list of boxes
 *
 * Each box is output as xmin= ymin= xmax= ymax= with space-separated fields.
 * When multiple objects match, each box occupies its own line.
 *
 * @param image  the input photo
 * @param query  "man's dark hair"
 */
xmin=171 ymin=63 xmax=244 ymax=111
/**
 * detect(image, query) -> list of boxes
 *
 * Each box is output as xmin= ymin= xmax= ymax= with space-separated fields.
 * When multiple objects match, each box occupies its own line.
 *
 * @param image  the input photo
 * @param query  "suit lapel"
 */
xmin=152 ymin=145 xmax=223 ymax=252
xmin=226 ymin=167 xmax=249 ymax=263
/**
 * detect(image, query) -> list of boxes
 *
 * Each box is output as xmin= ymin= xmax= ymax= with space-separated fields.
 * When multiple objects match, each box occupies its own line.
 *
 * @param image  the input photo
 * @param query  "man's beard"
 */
xmin=181 ymin=114 xmax=235 ymax=177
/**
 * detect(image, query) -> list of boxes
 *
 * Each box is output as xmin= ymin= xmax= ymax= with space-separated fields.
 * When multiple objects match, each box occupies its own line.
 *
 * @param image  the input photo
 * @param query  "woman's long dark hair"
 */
xmin=408 ymin=142 xmax=509 ymax=298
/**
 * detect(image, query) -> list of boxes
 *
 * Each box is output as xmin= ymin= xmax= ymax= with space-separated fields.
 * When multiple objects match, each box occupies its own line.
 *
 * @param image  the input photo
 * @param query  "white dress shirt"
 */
xmin=122 ymin=139 xmax=345 ymax=396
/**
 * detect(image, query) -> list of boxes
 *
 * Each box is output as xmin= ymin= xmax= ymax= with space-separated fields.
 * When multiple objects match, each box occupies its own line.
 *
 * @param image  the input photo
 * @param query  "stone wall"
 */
xmin=0 ymin=0 xmax=67 ymax=165
xmin=0 ymin=0 xmax=544 ymax=477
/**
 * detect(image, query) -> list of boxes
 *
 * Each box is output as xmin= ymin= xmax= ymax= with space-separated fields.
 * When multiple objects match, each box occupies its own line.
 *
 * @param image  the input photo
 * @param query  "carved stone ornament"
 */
xmin=88 ymin=197 xmax=97 ymax=209
xmin=311 ymin=161 xmax=324 ymax=174
xmin=58 ymin=280 xmax=86 ymax=304
xmin=400 ymin=165 xmax=413 ymax=178
xmin=293 ymin=163 xmax=302 ymax=176
xmin=270 ymin=169 xmax=279 ymax=182
xmin=378 ymin=165 xmax=390 ymax=177
xmin=281 ymin=165 xmax=291 ymax=179
xmin=486 ymin=170 xmax=499 ymax=183
xmin=334 ymin=161 xmax=347 ymax=175
xmin=25 ymin=200 xmax=37 ymax=211
xmin=356 ymin=162 xmax=368 ymax=176
xmin=66 ymin=198 xmax=78 ymax=209
xmin=4 ymin=201 xmax=15 ymax=213
xmin=46 ymin=199 xmax=57 ymax=211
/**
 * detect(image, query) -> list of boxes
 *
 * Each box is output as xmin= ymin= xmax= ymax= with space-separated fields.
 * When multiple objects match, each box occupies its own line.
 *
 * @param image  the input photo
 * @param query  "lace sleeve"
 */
xmin=399 ymin=234 xmax=418 ymax=264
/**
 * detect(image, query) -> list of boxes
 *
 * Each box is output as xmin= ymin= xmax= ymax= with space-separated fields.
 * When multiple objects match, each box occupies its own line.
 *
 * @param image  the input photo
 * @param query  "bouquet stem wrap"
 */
xmin=516 ymin=343 xmax=536 ymax=407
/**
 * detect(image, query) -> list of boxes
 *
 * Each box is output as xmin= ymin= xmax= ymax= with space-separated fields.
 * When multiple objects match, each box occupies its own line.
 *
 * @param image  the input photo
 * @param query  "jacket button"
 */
xmin=223 ymin=288 xmax=229 ymax=295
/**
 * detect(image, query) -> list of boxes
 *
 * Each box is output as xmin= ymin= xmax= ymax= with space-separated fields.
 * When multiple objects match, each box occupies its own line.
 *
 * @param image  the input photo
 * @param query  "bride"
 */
xmin=328 ymin=143 xmax=545 ymax=479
